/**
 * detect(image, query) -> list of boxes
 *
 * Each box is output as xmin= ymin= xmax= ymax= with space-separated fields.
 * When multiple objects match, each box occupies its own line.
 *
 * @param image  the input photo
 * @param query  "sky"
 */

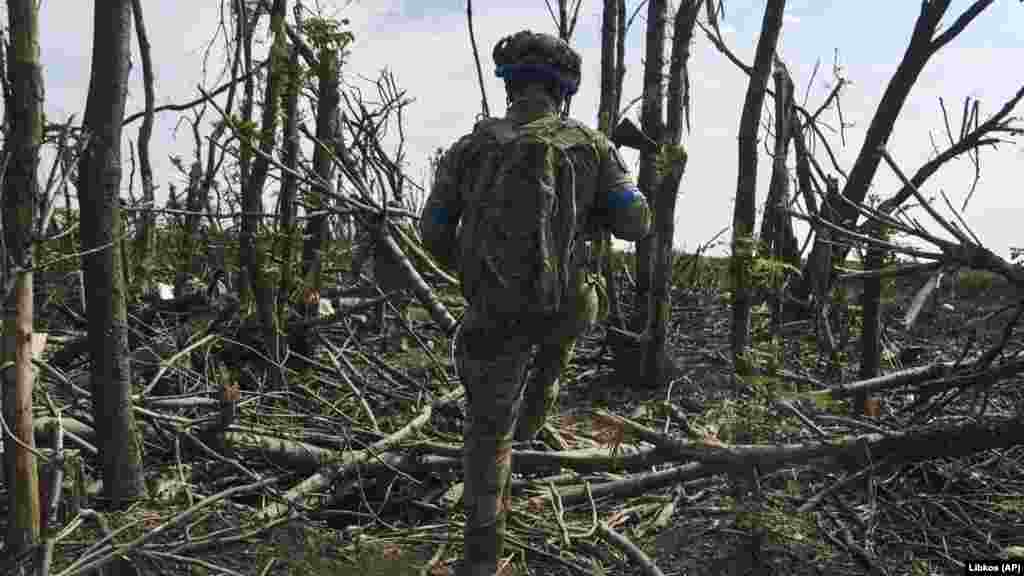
xmin=32 ymin=0 xmax=1024 ymax=260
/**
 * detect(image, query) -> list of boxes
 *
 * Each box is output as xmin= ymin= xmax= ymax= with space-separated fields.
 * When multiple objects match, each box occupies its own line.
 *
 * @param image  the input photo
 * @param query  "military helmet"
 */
xmin=493 ymin=30 xmax=581 ymax=98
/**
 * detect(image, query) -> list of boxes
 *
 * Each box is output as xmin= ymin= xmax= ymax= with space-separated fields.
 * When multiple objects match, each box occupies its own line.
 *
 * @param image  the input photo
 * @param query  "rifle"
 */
xmin=610 ymin=117 xmax=658 ymax=154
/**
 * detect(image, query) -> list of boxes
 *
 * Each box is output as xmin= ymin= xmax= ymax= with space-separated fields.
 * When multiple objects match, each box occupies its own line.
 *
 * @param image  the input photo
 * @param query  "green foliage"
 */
xmin=910 ymin=558 xmax=934 ymax=576
xmin=731 ymin=234 xmax=757 ymax=264
xmin=726 ymin=235 xmax=758 ymax=301
xmin=301 ymin=16 xmax=354 ymax=54
xmin=735 ymin=500 xmax=823 ymax=551
xmin=692 ymin=397 xmax=799 ymax=444
xmin=993 ymin=495 xmax=1024 ymax=514
xmin=953 ymin=268 xmax=999 ymax=299
xmin=654 ymin=143 xmax=688 ymax=178
xmin=806 ymin=390 xmax=847 ymax=415
xmin=669 ymin=251 xmax=730 ymax=291
xmin=744 ymin=337 xmax=784 ymax=380
xmin=36 ymin=208 xmax=80 ymax=273
xmin=750 ymin=254 xmax=800 ymax=293
xmin=252 ymin=526 xmax=424 ymax=576
xmin=229 ymin=115 xmax=262 ymax=149
xmin=605 ymin=246 xmax=732 ymax=293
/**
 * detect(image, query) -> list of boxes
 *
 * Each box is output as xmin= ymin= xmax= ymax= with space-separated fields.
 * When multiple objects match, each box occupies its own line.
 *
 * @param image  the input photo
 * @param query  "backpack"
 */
xmin=458 ymin=116 xmax=596 ymax=321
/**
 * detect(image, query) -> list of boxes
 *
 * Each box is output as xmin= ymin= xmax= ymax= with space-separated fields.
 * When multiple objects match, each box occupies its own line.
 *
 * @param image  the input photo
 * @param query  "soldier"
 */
xmin=420 ymin=30 xmax=651 ymax=576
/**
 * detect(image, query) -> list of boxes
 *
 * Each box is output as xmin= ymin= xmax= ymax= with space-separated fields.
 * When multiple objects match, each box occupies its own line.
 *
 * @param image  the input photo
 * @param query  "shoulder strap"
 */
xmin=474 ymin=118 xmax=521 ymax=145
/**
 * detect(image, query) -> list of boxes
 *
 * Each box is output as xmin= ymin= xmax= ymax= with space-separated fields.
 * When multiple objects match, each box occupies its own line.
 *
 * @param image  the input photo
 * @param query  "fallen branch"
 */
xmin=600 ymin=409 xmax=1024 ymax=475
xmin=256 ymin=389 xmax=462 ymax=521
xmin=596 ymin=522 xmax=667 ymax=576
xmin=139 ymin=333 xmax=217 ymax=397
xmin=54 ymin=477 xmax=280 ymax=576
xmin=559 ymin=461 xmax=707 ymax=506
xmin=222 ymin=430 xmax=338 ymax=471
xmin=413 ymin=440 xmax=665 ymax=474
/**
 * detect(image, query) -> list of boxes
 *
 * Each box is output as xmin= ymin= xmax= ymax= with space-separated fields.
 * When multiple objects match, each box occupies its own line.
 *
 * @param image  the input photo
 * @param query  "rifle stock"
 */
xmin=610 ymin=117 xmax=658 ymax=154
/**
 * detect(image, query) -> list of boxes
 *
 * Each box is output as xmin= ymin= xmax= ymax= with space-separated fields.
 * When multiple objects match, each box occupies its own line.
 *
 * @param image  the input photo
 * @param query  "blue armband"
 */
xmin=431 ymin=206 xmax=450 ymax=226
xmin=607 ymin=184 xmax=639 ymax=211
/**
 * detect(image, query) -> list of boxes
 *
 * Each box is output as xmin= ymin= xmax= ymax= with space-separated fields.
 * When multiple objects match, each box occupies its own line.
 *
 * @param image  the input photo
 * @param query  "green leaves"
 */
xmin=653 ymin=143 xmax=688 ymax=179
xmin=301 ymin=16 xmax=354 ymax=54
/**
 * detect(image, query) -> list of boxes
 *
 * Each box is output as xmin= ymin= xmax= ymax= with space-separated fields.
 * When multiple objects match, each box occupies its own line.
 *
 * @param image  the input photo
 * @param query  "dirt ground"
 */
xmin=6 ymin=269 xmax=1023 ymax=576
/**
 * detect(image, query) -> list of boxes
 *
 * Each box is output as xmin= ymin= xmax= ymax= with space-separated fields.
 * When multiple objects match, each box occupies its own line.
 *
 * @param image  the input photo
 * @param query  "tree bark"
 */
xmin=3 ymin=0 xmax=42 ymax=551
xmin=835 ymin=0 xmax=952 ymax=229
xmin=77 ymin=0 xmax=147 ymax=506
xmin=629 ymin=0 xmax=668 ymax=334
xmin=729 ymin=0 xmax=785 ymax=373
xmin=759 ymin=65 xmax=799 ymax=332
xmin=642 ymin=1 xmax=699 ymax=387
xmin=597 ymin=0 xmax=622 ymax=329
xmin=298 ymin=47 xmax=340 ymax=356
xmin=277 ymin=41 xmax=300 ymax=319
xmin=793 ymin=0 xmax=994 ymax=305
xmin=241 ymin=0 xmax=288 ymax=377
xmin=614 ymin=0 xmax=625 ymax=115
xmin=858 ymin=245 xmax=884 ymax=412
xmin=237 ymin=0 xmax=258 ymax=303
xmin=129 ymin=0 xmax=156 ymax=291
xmin=176 ymin=161 xmax=203 ymax=297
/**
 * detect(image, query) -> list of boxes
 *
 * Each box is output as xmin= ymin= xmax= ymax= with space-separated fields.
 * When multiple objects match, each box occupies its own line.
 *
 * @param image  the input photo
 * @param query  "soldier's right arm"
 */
xmin=419 ymin=141 xmax=467 ymax=272
xmin=594 ymin=136 xmax=651 ymax=242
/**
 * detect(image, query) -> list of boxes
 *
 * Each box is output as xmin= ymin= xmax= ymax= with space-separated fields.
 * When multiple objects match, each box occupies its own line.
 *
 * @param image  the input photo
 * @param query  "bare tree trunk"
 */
xmin=615 ymin=0 xmax=625 ymax=114
xmin=597 ymin=0 xmax=617 ymax=137
xmin=241 ymin=0 xmax=288 ymax=377
xmin=858 ymin=245 xmax=884 ymax=412
xmin=77 ymin=0 xmax=147 ymax=507
xmin=597 ymin=0 xmax=623 ymax=329
xmin=642 ymin=0 xmax=699 ymax=387
xmin=812 ymin=178 xmax=842 ymax=377
xmin=606 ymin=0 xmax=627 ymax=325
xmin=3 ymin=0 xmax=42 ymax=551
xmin=298 ymin=47 xmax=340 ymax=356
xmin=192 ymin=0 xmax=248 ymax=286
xmin=835 ymin=0 xmax=964 ymax=228
xmin=277 ymin=41 xmax=300 ymax=318
xmin=176 ymin=161 xmax=203 ymax=296
xmin=237 ymin=0 xmax=258 ymax=303
xmin=129 ymin=0 xmax=156 ymax=293
xmin=729 ymin=0 xmax=785 ymax=374
xmin=759 ymin=64 xmax=799 ymax=333
xmin=793 ymin=0 xmax=994 ymax=305
xmin=629 ymin=0 xmax=668 ymax=334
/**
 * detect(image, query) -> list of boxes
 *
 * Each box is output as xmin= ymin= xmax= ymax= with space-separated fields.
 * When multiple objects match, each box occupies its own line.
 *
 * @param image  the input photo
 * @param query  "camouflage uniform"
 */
xmin=419 ymin=31 xmax=651 ymax=576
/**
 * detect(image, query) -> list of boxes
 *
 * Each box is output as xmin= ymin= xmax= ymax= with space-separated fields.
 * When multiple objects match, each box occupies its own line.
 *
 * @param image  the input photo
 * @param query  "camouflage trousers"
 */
xmin=456 ymin=273 xmax=603 ymax=575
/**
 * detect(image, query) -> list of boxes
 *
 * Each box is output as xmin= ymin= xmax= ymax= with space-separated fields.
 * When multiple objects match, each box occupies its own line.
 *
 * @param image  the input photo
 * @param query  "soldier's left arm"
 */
xmin=419 ymin=142 xmax=465 ymax=272
xmin=592 ymin=134 xmax=652 ymax=242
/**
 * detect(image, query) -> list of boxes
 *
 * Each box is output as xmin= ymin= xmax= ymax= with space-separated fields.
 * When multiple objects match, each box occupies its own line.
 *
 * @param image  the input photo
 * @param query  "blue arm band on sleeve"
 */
xmin=431 ymin=206 xmax=450 ymax=226
xmin=607 ymin=185 xmax=639 ymax=211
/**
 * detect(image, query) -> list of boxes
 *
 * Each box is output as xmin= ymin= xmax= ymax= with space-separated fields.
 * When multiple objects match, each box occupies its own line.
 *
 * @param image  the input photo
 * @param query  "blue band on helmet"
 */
xmin=607 ymin=184 xmax=639 ymax=211
xmin=495 ymin=63 xmax=578 ymax=96
xmin=431 ymin=206 xmax=449 ymax=226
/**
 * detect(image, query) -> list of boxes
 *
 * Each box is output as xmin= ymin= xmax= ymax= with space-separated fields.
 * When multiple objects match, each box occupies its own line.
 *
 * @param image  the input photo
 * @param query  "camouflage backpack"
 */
xmin=458 ymin=115 xmax=597 ymax=321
